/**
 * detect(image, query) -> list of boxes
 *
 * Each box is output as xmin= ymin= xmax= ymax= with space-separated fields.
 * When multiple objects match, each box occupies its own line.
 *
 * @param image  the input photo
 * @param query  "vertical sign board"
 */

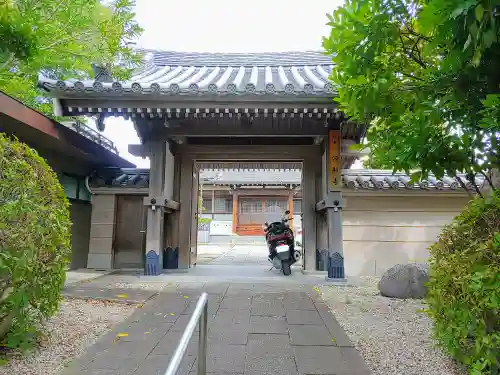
xmin=328 ymin=129 xmax=342 ymax=191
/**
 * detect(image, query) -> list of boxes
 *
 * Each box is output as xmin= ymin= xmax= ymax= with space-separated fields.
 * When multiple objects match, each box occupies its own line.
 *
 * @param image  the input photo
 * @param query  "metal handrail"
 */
xmin=164 ymin=292 xmax=208 ymax=375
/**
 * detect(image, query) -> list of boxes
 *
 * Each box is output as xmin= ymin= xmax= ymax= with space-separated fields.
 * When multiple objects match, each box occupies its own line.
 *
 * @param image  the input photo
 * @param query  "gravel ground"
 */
xmin=0 ymin=299 xmax=135 ymax=375
xmin=318 ymin=277 xmax=466 ymax=375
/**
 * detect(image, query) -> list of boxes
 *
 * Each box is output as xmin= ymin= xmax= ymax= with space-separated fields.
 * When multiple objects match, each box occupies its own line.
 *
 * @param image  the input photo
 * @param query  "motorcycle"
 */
xmin=264 ymin=210 xmax=301 ymax=276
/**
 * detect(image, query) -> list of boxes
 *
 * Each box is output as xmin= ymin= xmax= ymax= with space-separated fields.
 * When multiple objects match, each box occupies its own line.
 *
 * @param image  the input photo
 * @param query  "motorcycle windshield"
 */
xmin=264 ymin=205 xmax=285 ymax=226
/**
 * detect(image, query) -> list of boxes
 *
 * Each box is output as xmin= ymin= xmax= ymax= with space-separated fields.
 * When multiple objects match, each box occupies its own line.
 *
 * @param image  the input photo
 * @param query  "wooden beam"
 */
xmin=158 ymin=117 xmax=330 ymax=137
xmin=178 ymin=144 xmax=322 ymax=161
xmin=0 ymin=92 xmax=59 ymax=139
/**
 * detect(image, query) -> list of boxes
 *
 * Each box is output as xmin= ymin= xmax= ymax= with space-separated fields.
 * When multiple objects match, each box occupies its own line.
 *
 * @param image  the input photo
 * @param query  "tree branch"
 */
xmin=454 ymin=175 xmax=474 ymax=198
xmin=479 ymin=170 xmax=496 ymax=190
xmin=45 ymin=0 xmax=69 ymax=22
xmin=40 ymin=31 xmax=95 ymax=51
xmin=399 ymin=33 xmax=427 ymax=69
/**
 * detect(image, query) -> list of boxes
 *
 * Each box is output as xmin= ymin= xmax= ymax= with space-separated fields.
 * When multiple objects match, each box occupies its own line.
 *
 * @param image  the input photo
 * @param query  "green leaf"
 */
xmin=472 ymin=49 xmax=482 ymax=66
xmin=474 ymin=5 xmax=484 ymax=22
xmin=463 ymin=34 xmax=472 ymax=51
xmin=483 ymin=29 xmax=496 ymax=47
xmin=469 ymin=22 xmax=479 ymax=40
xmin=410 ymin=171 xmax=422 ymax=183
xmin=349 ymin=143 xmax=367 ymax=151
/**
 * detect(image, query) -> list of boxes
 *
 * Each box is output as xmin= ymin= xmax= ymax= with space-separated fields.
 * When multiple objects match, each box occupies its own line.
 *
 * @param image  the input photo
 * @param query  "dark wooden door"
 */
xmin=114 ymin=195 xmax=147 ymax=269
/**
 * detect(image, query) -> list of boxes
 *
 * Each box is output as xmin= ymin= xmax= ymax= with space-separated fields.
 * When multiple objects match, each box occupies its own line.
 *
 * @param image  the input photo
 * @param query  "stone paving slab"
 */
xmin=293 ymin=346 xmax=371 ymax=375
xmin=245 ymin=334 xmax=298 ymax=375
xmin=286 ymin=309 xmax=324 ymax=325
xmin=249 ymin=315 xmax=288 ymax=334
xmin=60 ymin=281 xmax=369 ymax=375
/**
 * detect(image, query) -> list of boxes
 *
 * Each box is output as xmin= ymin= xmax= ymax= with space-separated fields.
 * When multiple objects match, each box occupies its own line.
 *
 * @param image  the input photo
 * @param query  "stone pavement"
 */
xmin=208 ymin=244 xmax=303 ymax=268
xmin=196 ymin=244 xmax=234 ymax=265
xmin=209 ymin=244 xmax=270 ymax=265
xmin=61 ymin=282 xmax=369 ymax=375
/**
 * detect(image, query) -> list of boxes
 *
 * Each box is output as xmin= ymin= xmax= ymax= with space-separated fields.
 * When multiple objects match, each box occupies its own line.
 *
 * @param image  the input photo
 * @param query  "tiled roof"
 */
xmin=201 ymin=169 xmax=301 ymax=186
xmin=89 ymin=168 xmax=483 ymax=192
xmin=39 ymin=50 xmax=336 ymax=98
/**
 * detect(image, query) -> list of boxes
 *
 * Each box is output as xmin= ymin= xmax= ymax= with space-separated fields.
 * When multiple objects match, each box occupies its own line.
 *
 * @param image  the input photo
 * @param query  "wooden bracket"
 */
xmin=144 ymin=196 xmax=180 ymax=211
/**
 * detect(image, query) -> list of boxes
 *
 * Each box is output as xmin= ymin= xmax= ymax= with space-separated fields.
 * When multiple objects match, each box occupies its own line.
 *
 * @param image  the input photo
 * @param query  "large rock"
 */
xmin=378 ymin=263 xmax=429 ymax=299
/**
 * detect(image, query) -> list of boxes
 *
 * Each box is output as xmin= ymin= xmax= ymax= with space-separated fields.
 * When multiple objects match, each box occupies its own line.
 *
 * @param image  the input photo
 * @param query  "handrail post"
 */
xmin=197 ymin=300 xmax=208 ymax=375
xmin=163 ymin=292 xmax=208 ymax=375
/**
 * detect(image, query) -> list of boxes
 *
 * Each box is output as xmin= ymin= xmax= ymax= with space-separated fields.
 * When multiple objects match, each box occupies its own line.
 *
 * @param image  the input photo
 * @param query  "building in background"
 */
xmin=199 ymin=169 xmax=302 ymax=240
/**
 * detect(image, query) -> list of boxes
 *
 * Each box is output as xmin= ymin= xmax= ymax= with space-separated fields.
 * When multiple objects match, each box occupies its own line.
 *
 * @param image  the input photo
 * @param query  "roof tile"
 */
xmin=39 ymin=50 xmax=336 ymax=98
xmin=88 ymin=168 xmax=483 ymax=192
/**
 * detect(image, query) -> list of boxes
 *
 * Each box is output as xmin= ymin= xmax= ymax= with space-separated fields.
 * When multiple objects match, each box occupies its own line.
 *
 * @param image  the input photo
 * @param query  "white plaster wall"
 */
xmin=213 ymin=213 xmax=233 ymax=221
xmin=210 ymin=221 xmax=233 ymax=236
xmin=343 ymin=195 xmax=470 ymax=276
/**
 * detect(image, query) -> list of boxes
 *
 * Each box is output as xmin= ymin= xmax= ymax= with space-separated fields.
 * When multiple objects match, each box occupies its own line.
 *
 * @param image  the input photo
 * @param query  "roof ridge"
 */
xmin=137 ymin=49 xmax=334 ymax=68
xmin=138 ymin=49 xmax=327 ymax=55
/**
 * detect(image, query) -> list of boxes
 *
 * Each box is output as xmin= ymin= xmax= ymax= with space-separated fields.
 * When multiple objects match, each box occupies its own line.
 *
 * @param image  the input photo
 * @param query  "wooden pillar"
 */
xmin=232 ymin=191 xmax=238 ymax=234
xmin=144 ymin=140 xmax=166 ymax=275
xmin=166 ymin=153 xmax=181 ymax=250
xmin=178 ymin=153 xmax=194 ymax=269
xmin=302 ymin=157 xmax=318 ymax=271
xmin=288 ymin=190 xmax=294 ymax=227
xmin=190 ymin=166 xmax=199 ymax=266
xmin=211 ymin=188 xmax=215 ymax=220
xmin=325 ymin=127 xmax=346 ymax=280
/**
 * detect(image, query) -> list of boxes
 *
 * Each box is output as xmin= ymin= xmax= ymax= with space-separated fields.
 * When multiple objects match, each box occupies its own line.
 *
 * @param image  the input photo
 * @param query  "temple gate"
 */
xmin=39 ymin=51 xmax=368 ymax=278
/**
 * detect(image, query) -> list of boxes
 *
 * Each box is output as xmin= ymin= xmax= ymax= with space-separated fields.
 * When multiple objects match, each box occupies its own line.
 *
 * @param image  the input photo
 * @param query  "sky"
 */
xmin=96 ymin=0 xmax=344 ymax=168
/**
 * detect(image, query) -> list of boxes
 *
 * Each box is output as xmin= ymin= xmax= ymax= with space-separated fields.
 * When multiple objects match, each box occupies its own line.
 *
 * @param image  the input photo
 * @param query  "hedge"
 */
xmin=0 ymin=133 xmax=71 ymax=352
xmin=425 ymin=190 xmax=500 ymax=374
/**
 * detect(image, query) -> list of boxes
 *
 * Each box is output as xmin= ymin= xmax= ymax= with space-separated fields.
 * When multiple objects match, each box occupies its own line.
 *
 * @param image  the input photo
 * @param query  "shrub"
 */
xmin=0 ymin=133 xmax=71 ymax=352
xmin=425 ymin=190 xmax=500 ymax=374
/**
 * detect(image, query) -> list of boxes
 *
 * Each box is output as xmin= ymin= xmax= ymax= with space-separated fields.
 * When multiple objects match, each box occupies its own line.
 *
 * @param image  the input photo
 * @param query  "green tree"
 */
xmin=323 ymin=0 xmax=499 ymax=191
xmin=0 ymin=133 xmax=71 ymax=353
xmin=0 ymin=0 xmax=143 ymax=115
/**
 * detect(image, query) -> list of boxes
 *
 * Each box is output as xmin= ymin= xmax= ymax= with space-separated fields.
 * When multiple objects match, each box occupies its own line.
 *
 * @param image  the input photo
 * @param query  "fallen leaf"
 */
xmin=183 ymin=296 xmax=189 ymax=299
xmin=117 ymin=294 xmax=129 ymax=298
xmin=117 ymin=333 xmax=129 ymax=337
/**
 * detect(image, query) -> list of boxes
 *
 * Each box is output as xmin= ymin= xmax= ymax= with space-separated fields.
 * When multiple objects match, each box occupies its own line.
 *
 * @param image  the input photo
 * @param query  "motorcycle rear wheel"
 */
xmin=282 ymin=260 xmax=292 ymax=276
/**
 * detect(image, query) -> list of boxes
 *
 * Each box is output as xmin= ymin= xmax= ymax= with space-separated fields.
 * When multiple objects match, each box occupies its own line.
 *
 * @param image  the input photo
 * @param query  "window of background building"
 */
xmin=202 ymin=198 xmax=212 ymax=212
xmin=214 ymin=190 xmax=233 ymax=213
xmin=240 ymin=198 xmax=262 ymax=213
xmin=265 ymin=198 xmax=288 ymax=212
